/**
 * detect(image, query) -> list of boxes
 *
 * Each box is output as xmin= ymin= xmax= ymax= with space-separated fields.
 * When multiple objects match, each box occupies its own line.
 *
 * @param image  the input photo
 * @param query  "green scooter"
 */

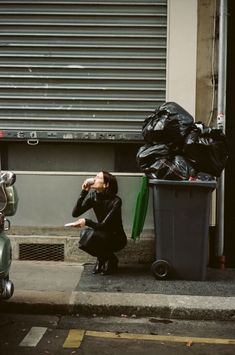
xmin=0 ymin=171 xmax=18 ymax=299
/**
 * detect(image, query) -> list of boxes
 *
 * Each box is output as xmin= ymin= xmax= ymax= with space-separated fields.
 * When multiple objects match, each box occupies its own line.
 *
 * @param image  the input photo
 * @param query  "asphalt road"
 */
xmin=0 ymin=313 xmax=235 ymax=354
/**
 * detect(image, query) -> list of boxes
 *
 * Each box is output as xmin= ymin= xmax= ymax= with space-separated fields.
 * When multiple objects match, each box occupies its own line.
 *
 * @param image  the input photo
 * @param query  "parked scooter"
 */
xmin=0 ymin=171 xmax=18 ymax=299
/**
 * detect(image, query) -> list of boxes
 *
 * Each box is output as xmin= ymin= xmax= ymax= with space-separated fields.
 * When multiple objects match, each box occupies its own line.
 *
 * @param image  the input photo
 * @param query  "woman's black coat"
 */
xmin=72 ymin=189 xmax=127 ymax=253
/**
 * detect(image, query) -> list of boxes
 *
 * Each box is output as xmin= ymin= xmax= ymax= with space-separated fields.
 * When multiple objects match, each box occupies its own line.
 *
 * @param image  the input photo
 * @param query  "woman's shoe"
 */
xmin=92 ymin=259 xmax=106 ymax=274
xmin=102 ymin=255 xmax=118 ymax=275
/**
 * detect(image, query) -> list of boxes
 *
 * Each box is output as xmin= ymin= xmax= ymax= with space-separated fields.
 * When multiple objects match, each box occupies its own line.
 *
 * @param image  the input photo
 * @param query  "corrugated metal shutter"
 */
xmin=0 ymin=0 xmax=167 ymax=142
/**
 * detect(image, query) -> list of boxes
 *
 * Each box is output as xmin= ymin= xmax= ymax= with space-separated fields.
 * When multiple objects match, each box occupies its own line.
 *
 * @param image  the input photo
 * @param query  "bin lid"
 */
xmin=148 ymin=179 xmax=217 ymax=189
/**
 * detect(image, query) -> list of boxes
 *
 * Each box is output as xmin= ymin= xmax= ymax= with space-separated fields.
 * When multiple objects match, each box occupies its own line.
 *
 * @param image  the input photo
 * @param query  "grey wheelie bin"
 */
xmin=149 ymin=179 xmax=217 ymax=281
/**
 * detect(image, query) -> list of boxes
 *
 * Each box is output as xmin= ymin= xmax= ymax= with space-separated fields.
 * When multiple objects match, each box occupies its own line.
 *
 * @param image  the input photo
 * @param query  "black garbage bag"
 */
xmin=184 ymin=122 xmax=212 ymax=145
xmin=142 ymin=102 xmax=194 ymax=145
xmin=144 ymin=155 xmax=194 ymax=181
xmin=136 ymin=143 xmax=178 ymax=171
xmin=184 ymin=127 xmax=228 ymax=177
xmin=195 ymin=172 xmax=215 ymax=181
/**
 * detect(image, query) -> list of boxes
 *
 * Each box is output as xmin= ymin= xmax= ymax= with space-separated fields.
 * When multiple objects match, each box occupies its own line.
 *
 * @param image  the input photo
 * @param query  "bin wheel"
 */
xmin=151 ymin=260 xmax=171 ymax=279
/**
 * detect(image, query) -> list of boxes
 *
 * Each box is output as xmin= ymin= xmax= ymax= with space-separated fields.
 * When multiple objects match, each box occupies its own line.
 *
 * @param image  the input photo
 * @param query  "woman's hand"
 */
xmin=82 ymin=180 xmax=91 ymax=191
xmin=72 ymin=218 xmax=86 ymax=228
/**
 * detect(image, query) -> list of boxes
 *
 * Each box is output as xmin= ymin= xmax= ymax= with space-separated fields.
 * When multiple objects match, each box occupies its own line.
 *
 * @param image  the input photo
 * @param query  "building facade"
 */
xmin=2 ymin=1 xmax=233 ymax=264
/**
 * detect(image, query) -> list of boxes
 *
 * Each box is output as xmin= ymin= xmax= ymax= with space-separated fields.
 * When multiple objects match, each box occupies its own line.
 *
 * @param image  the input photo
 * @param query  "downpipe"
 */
xmin=216 ymin=0 xmax=227 ymax=268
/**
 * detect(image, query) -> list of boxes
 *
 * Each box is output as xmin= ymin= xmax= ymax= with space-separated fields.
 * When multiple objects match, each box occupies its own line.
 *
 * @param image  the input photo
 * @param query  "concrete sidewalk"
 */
xmin=1 ymin=260 xmax=235 ymax=321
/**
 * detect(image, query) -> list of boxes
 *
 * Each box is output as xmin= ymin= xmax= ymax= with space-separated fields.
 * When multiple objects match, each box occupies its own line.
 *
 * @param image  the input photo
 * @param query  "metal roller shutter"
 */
xmin=0 ymin=0 xmax=167 ymax=142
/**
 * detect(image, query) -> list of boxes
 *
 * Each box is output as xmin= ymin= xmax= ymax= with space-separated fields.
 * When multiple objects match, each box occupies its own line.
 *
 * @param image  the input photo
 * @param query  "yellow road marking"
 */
xmin=62 ymin=329 xmax=235 ymax=348
xmin=86 ymin=330 xmax=235 ymax=345
xmin=63 ymin=329 xmax=85 ymax=348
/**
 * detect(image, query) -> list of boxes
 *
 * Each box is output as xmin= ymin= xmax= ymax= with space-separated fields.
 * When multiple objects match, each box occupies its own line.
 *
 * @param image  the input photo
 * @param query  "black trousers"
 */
xmin=79 ymin=228 xmax=126 ymax=261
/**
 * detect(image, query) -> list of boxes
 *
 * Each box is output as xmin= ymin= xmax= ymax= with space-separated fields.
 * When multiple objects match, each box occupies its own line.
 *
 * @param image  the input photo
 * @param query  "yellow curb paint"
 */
xmin=86 ymin=330 xmax=235 ymax=345
xmin=63 ymin=329 xmax=85 ymax=348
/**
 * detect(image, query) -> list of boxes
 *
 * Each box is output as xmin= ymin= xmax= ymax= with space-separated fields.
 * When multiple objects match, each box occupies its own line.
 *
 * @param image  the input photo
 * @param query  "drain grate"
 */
xmin=19 ymin=243 xmax=64 ymax=261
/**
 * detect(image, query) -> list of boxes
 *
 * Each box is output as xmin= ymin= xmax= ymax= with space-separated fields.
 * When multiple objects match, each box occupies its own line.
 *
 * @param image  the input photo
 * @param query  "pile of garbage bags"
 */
xmin=137 ymin=102 xmax=228 ymax=180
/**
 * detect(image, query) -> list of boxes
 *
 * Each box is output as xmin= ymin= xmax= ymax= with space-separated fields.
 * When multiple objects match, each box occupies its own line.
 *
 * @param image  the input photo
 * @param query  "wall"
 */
xmin=6 ymin=0 xmax=211 ymax=235
xmin=8 ymin=171 xmax=215 ymax=265
xmin=195 ymin=0 xmax=217 ymax=126
xmin=166 ymin=0 xmax=198 ymax=117
xmin=9 ymin=172 xmax=154 ymax=236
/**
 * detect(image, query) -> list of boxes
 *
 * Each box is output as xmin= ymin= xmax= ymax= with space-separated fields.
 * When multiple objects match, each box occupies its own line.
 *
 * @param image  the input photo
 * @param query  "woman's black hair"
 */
xmin=102 ymin=171 xmax=118 ymax=195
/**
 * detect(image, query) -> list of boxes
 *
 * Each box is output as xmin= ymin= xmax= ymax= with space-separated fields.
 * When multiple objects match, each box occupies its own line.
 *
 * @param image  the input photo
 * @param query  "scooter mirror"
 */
xmin=0 ymin=171 xmax=16 ymax=186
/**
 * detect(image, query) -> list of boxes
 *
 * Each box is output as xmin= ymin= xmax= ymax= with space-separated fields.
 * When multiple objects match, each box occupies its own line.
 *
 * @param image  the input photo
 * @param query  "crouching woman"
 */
xmin=71 ymin=171 xmax=127 ymax=275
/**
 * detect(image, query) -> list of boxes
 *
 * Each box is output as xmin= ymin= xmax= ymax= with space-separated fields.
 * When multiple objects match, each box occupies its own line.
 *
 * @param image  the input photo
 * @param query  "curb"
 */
xmin=71 ymin=292 xmax=235 ymax=321
xmin=1 ymin=290 xmax=235 ymax=321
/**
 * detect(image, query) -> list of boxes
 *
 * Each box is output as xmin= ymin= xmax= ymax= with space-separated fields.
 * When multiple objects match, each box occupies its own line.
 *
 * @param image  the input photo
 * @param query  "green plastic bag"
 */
xmin=131 ymin=175 xmax=149 ymax=240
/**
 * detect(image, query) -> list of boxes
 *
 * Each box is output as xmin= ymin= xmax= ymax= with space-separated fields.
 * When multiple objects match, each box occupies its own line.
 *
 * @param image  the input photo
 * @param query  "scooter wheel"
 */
xmin=2 ymin=279 xmax=14 ymax=299
xmin=151 ymin=260 xmax=171 ymax=279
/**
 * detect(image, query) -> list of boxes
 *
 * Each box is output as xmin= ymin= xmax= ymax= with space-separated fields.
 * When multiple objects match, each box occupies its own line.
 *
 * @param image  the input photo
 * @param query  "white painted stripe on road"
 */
xmin=20 ymin=327 xmax=47 ymax=347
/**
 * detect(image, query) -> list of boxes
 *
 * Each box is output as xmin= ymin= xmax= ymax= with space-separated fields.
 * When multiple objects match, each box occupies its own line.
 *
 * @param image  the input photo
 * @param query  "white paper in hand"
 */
xmin=64 ymin=222 xmax=76 ymax=227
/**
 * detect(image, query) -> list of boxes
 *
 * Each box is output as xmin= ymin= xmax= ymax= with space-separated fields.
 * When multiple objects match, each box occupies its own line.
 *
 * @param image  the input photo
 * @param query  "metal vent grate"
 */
xmin=19 ymin=243 xmax=64 ymax=261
